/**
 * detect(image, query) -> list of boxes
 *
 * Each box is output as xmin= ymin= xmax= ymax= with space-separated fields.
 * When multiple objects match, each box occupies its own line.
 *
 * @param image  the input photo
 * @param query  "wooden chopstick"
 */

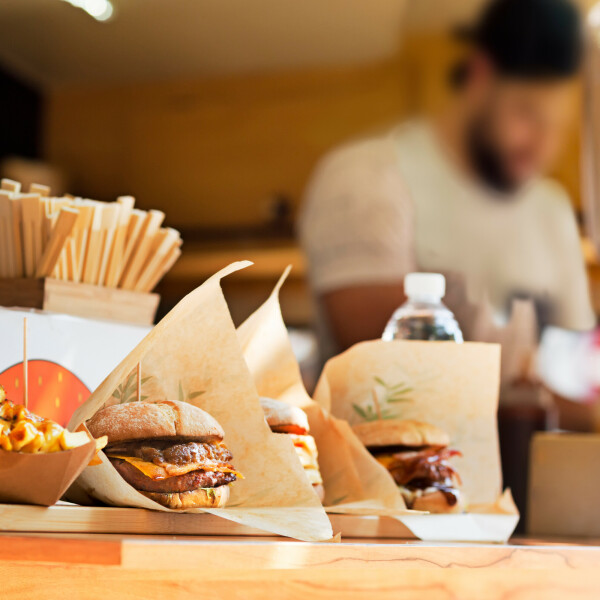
xmin=57 ymin=244 xmax=69 ymax=280
xmin=130 ymin=227 xmax=169 ymax=290
xmin=65 ymin=237 xmax=77 ymax=281
xmin=82 ymin=203 xmax=104 ymax=284
xmin=119 ymin=209 xmax=165 ymax=289
xmin=72 ymin=201 xmax=95 ymax=283
xmin=36 ymin=207 xmax=79 ymax=278
xmin=29 ymin=183 xmax=50 ymax=197
xmin=0 ymin=192 xmax=12 ymax=277
xmin=0 ymin=191 xmax=13 ymax=277
xmin=104 ymin=196 xmax=135 ymax=287
xmin=96 ymin=203 xmax=121 ymax=285
xmin=9 ymin=195 xmax=24 ymax=277
xmin=134 ymin=228 xmax=180 ymax=292
xmin=1 ymin=179 xmax=21 ymax=194
xmin=143 ymin=243 xmax=182 ymax=292
xmin=42 ymin=199 xmax=56 ymax=250
xmin=20 ymin=194 xmax=43 ymax=277
xmin=116 ymin=209 xmax=145 ymax=282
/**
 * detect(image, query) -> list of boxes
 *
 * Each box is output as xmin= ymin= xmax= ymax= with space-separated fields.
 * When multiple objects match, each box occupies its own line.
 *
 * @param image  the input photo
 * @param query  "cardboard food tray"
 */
xmin=0 ymin=441 xmax=97 ymax=506
xmin=0 ymin=502 xmax=518 ymax=542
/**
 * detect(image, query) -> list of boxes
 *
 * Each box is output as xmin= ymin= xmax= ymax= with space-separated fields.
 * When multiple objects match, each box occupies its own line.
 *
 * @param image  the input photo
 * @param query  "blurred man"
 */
xmin=299 ymin=0 xmax=595 ymax=377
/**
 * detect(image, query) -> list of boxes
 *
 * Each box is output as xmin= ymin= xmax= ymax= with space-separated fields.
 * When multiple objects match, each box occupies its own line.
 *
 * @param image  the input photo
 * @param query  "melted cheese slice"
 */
xmin=108 ymin=454 xmax=242 ymax=481
xmin=294 ymin=445 xmax=320 ymax=470
xmin=374 ymin=454 xmax=396 ymax=470
xmin=290 ymin=433 xmax=317 ymax=454
xmin=289 ymin=434 xmax=322 ymax=485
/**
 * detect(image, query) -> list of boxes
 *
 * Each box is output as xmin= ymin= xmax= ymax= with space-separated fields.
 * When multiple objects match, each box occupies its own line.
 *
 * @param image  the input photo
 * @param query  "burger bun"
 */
xmin=87 ymin=400 xmax=224 ymax=444
xmin=411 ymin=489 xmax=463 ymax=514
xmin=141 ymin=485 xmax=230 ymax=510
xmin=259 ymin=397 xmax=309 ymax=433
xmin=352 ymin=419 xmax=450 ymax=448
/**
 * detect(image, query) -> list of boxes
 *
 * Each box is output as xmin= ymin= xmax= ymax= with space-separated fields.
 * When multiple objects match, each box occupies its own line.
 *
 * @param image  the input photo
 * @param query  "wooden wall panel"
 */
xmin=44 ymin=60 xmax=408 ymax=229
xmin=43 ymin=33 xmax=583 ymax=230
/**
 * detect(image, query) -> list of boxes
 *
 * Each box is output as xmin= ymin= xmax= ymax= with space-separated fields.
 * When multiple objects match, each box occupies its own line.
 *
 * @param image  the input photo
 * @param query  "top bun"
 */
xmin=86 ymin=400 xmax=224 ymax=444
xmin=352 ymin=419 xmax=449 ymax=448
xmin=259 ymin=397 xmax=309 ymax=433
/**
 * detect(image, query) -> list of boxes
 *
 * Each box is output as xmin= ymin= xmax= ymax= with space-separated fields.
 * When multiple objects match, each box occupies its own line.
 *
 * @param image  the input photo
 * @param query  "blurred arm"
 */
xmin=298 ymin=138 xmax=416 ymax=353
xmin=547 ymin=185 xmax=596 ymax=331
xmin=321 ymin=284 xmax=405 ymax=350
xmin=535 ymin=187 xmax=598 ymax=413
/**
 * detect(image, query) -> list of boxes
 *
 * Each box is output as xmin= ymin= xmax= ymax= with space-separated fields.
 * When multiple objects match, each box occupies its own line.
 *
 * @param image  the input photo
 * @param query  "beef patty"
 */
xmin=107 ymin=440 xmax=233 ymax=467
xmin=110 ymin=457 xmax=236 ymax=493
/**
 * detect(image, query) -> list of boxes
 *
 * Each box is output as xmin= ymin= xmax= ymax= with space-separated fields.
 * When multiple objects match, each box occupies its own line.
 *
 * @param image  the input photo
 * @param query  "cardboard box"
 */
xmin=0 ymin=307 xmax=149 ymax=425
xmin=528 ymin=432 xmax=600 ymax=536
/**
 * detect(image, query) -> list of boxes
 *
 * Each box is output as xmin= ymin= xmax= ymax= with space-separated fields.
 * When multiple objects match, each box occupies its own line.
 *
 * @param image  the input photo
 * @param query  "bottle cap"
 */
xmin=404 ymin=272 xmax=446 ymax=299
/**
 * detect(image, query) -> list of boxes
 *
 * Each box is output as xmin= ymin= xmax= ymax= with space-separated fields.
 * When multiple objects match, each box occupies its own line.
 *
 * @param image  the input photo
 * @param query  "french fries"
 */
xmin=0 ymin=386 xmax=107 ymax=454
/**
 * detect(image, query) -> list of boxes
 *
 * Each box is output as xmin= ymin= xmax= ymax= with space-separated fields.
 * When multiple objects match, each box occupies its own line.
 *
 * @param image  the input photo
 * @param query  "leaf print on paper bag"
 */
xmin=352 ymin=376 xmax=413 ymax=422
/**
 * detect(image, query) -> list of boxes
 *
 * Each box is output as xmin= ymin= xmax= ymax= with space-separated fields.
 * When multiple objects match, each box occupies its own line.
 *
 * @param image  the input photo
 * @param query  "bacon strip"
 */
xmin=373 ymin=446 xmax=462 ymax=488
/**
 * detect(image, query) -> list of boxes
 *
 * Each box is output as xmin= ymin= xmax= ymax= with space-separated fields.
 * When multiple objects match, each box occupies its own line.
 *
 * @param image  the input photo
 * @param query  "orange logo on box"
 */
xmin=0 ymin=360 xmax=90 ymax=426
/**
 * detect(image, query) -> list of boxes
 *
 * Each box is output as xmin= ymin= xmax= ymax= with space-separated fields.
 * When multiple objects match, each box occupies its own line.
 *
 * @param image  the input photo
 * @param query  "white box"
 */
xmin=0 ymin=307 xmax=149 ymax=425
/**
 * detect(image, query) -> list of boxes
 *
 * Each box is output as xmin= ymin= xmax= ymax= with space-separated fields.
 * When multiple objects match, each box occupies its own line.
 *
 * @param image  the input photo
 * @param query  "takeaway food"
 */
xmin=86 ymin=399 xmax=241 ymax=509
xmin=352 ymin=419 xmax=463 ymax=513
xmin=260 ymin=397 xmax=324 ymax=502
xmin=0 ymin=385 xmax=100 ymax=453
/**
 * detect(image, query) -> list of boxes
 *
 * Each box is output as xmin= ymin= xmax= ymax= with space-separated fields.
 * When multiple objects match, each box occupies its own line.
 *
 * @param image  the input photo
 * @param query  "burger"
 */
xmin=352 ymin=419 xmax=463 ymax=513
xmin=86 ymin=400 xmax=240 ymax=509
xmin=259 ymin=397 xmax=324 ymax=502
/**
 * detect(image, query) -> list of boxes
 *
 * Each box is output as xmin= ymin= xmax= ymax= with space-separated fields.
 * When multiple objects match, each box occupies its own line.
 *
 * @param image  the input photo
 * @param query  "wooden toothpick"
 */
xmin=23 ymin=318 xmax=28 ymax=409
xmin=137 ymin=362 xmax=142 ymax=402
xmin=372 ymin=388 xmax=382 ymax=420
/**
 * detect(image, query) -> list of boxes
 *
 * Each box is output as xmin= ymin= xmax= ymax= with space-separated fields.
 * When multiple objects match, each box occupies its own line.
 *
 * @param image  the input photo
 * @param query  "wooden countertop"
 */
xmin=2 ymin=532 xmax=600 ymax=600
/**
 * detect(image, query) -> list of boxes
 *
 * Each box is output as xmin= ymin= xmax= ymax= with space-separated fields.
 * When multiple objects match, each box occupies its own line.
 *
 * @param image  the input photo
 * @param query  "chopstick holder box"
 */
xmin=0 ymin=277 xmax=159 ymax=326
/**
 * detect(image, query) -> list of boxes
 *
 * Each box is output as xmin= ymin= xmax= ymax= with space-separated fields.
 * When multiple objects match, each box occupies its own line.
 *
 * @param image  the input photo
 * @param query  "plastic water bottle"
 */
xmin=382 ymin=273 xmax=463 ymax=342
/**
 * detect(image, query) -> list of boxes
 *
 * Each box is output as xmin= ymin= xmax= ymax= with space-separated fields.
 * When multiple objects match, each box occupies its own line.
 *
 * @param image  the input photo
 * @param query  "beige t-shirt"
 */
xmin=299 ymin=121 xmax=595 ymax=368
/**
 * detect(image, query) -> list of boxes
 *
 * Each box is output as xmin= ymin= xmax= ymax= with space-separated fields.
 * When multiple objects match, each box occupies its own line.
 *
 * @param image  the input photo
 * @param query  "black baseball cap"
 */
xmin=456 ymin=0 xmax=583 ymax=79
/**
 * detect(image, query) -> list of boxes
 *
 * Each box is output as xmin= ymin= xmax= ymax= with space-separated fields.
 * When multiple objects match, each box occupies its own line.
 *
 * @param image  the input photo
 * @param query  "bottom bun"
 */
xmin=411 ymin=489 xmax=463 ymax=514
xmin=141 ymin=484 xmax=230 ymax=509
xmin=313 ymin=483 xmax=325 ymax=503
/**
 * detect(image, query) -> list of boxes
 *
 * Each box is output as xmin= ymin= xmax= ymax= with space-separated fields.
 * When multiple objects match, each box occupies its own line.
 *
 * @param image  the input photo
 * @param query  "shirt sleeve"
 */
xmin=298 ymin=139 xmax=416 ymax=294
xmin=545 ymin=183 xmax=596 ymax=331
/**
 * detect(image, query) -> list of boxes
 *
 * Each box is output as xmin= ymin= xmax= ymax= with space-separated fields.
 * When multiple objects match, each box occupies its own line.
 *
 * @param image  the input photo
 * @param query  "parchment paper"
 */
xmin=312 ymin=340 xmax=519 ymax=541
xmin=237 ymin=268 xmax=408 ymax=515
xmin=314 ymin=340 xmax=504 ymax=504
xmin=68 ymin=262 xmax=332 ymax=541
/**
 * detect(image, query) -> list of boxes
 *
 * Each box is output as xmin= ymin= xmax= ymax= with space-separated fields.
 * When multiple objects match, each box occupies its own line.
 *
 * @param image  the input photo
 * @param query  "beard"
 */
xmin=466 ymin=119 xmax=520 ymax=195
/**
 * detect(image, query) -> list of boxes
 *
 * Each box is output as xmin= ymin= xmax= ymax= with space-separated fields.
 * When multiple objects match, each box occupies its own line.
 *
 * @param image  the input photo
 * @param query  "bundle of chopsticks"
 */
xmin=0 ymin=178 xmax=182 ymax=292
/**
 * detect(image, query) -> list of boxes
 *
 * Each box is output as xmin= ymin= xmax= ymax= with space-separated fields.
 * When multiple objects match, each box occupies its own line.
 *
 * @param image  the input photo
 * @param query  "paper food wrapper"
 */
xmin=68 ymin=262 xmax=332 ymax=542
xmin=313 ymin=340 xmax=519 ymax=541
xmin=237 ymin=267 xmax=408 ymax=516
xmin=0 ymin=439 xmax=96 ymax=506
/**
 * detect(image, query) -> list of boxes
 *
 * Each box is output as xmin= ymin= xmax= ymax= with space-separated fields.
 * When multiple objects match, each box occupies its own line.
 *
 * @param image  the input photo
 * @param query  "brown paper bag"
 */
xmin=237 ymin=268 xmax=408 ymax=515
xmin=68 ymin=262 xmax=332 ymax=541
xmin=0 ymin=440 xmax=96 ymax=506
xmin=313 ymin=340 xmax=507 ymax=507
